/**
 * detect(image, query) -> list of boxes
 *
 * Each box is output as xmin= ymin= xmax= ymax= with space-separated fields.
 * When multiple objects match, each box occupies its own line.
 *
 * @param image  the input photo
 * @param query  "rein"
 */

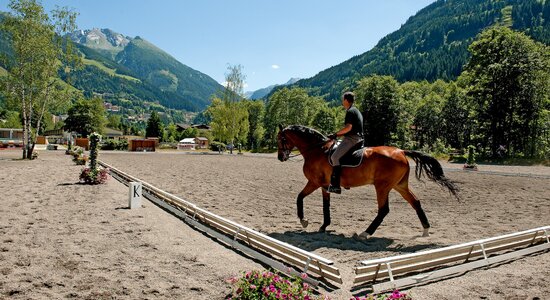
xmin=291 ymin=141 xmax=328 ymax=158
xmin=280 ymin=131 xmax=328 ymax=160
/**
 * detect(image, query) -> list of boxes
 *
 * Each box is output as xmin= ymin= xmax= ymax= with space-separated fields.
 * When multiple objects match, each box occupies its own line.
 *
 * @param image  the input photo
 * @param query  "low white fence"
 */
xmin=354 ymin=226 xmax=550 ymax=293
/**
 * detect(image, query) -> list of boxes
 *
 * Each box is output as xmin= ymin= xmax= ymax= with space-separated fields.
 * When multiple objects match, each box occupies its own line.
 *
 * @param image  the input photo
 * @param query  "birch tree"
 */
xmin=208 ymin=64 xmax=249 ymax=153
xmin=1 ymin=0 xmax=80 ymax=159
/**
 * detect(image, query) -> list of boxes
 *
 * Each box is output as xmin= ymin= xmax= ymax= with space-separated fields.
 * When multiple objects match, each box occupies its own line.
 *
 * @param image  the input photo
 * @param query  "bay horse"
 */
xmin=277 ymin=125 xmax=459 ymax=240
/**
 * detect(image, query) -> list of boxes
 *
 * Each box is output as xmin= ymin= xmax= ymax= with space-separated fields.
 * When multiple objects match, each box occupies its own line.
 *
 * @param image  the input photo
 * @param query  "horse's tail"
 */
xmin=404 ymin=150 xmax=460 ymax=201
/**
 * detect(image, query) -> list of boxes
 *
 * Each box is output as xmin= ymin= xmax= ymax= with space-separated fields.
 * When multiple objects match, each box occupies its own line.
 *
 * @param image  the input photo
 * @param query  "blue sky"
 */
xmin=1 ymin=0 xmax=435 ymax=91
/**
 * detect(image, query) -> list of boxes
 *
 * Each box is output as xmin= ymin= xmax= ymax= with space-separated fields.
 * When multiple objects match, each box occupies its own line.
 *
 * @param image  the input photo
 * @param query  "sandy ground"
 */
xmin=1 ymin=149 xmax=549 ymax=299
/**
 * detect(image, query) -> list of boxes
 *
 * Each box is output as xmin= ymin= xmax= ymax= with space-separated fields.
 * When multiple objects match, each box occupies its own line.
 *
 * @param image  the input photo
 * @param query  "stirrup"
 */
xmin=327 ymin=185 xmax=341 ymax=194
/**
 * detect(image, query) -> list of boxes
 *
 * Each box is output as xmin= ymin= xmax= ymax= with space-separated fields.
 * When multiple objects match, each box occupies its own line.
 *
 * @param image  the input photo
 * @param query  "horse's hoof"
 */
xmin=353 ymin=231 xmax=370 ymax=242
xmin=422 ymin=228 xmax=430 ymax=237
xmin=300 ymin=219 xmax=309 ymax=228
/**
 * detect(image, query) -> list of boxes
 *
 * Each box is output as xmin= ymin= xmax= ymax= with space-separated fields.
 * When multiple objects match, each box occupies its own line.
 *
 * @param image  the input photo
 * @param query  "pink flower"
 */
xmin=300 ymin=273 xmax=308 ymax=279
xmin=226 ymin=276 xmax=238 ymax=284
xmin=303 ymin=282 xmax=310 ymax=290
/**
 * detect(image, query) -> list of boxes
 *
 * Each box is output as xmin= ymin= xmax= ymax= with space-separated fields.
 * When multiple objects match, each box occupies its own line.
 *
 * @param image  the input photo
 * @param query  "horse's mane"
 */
xmin=284 ymin=125 xmax=328 ymax=143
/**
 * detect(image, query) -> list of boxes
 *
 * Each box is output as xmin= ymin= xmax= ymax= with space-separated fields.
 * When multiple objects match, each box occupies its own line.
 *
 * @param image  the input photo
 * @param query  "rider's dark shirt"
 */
xmin=344 ymin=105 xmax=364 ymax=138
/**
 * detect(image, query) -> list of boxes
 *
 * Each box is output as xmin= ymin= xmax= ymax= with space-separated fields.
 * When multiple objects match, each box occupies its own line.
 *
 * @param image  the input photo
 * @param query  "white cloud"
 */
xmin=271 ymin=64 xmax=280 ymax=69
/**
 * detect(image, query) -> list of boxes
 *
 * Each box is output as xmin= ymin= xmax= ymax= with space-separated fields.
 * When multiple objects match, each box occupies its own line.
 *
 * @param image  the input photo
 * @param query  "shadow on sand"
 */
xmin=269 ymin=230 xmax=440 ymax=254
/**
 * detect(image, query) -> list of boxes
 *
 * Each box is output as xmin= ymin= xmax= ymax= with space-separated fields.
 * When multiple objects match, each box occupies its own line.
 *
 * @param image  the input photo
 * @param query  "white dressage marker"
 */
xmin=129 ymin=182 xmax=142 ymax=209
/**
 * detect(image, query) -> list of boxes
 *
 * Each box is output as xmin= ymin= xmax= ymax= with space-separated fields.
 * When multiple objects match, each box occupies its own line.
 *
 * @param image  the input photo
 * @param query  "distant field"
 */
xmin=82 ymin=58 xmax=141 ymax=83
xmin=0 ymin=65 xmax=8 ymax=76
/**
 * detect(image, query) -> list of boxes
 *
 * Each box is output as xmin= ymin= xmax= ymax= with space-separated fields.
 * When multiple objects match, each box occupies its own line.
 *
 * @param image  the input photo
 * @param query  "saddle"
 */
xmin=327 ymin=140 xmax=365 ymax=167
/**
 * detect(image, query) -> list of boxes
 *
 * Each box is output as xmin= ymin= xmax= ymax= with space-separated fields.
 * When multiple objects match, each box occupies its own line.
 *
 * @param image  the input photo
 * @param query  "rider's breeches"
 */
xmin=331 ymin=136 xmax=361 ymax=166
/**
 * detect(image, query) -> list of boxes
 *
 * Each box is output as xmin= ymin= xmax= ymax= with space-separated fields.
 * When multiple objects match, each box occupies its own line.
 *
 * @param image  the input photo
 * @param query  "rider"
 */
xmin=325 ymin=92 xmax=364 ymax=194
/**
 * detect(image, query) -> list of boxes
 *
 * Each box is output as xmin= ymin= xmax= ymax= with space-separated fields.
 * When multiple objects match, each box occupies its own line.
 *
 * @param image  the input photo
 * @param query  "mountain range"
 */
xmin=245 ymin=78 xmax=300 ymax=100
xmin=0 ymin=17 xmax=223 ymax=115
xmin=67 ymin=29 xmax=224 ymax=111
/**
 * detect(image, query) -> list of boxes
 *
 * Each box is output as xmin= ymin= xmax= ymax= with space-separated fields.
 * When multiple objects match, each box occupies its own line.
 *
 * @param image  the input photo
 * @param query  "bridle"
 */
xmin=279 ymin=132 xmax=297 ymax=160
xmin=279 ymin=130 xmax=329 ymax=161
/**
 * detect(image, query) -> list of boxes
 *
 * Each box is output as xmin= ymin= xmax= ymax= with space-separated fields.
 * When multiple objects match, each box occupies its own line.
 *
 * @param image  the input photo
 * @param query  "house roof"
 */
xmin=179 ymin=138 xmax=196 ymax=144
xmin=175 ymin=123 xmax=211 ymax=130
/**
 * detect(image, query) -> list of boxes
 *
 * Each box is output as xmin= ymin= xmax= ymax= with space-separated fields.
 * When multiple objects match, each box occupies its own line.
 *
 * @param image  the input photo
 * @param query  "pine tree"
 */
xmin=145 ymin=111 xmax=163 ymax=139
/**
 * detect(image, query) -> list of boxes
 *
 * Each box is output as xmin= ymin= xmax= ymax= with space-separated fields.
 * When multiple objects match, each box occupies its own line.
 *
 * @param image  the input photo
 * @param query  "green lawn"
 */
xmin=82 ymin=58 xmax=141 ymax=83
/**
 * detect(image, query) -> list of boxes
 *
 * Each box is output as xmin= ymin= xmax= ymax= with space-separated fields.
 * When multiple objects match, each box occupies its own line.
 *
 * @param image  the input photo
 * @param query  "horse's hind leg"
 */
xmin=395 ymin=184 xmax=430 ymax=237
xmin=297 ymin=181 xmax=319 ymax=228
xmin=357 ymin=185 xmax=391 ymax=240
xmin=319 ymin=189 xmax=331 ymax=232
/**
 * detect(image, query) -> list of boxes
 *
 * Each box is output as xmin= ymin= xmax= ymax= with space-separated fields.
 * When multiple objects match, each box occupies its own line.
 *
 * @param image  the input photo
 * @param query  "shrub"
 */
xmin=159 ymin=142 xmax=177 ymax=149
xmin=464 ymin=145 xmax=478 ymax=170
xmin=227 ymin=269 xmax=414 ymax=300
xmin=226 ymin=270 xmax=317 ymax=300
xmin=210 ymin=141 xmax=226 ymax=152
xmin=73 ymin=155 xmax=88 ymax=165
xmin=79 ymin=133 xmax=109 ymax=184
xmin=79 ymin=167 xmax=109 ymax=184
xmin=352 ymin=290 xmax=412 ymax=300
xmin=100 ymin=139 xmax=129 ymax=150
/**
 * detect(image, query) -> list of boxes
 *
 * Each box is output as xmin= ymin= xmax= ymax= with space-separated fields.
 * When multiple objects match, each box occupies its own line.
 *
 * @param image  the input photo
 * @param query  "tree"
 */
xmin=64 ymin=97 xmax=106 ymax=137
xmin=244 ymin=99 xmax=265 ymax=150
xmin=1 ymin=110 xmax=22 ymax=128
xmin=107 ymin=114 xmax=122 ymax=130
xmin=264 ymin=87 xmax=325 ymax=147
xmin=207 ymin=65 xmax=249 ymax=153
xmin=164 ymin=123 xmax=179 ymax=143
xmin=413 ymin=92 xmax=445 ymax=149
xmin=355 ymin=75 xmax=399 ymax=146
xmin=145 ymin=110 xmax=163 ymax=139
xmin=311 ymin=105 xmax=341 ymax=135
xmin=464 ymin=26 xmax=550 ymax=157
xmin=1 ymin=0 xmax=80 ymax=159
xmin=440 ymin=82 xmax=471 ymax=149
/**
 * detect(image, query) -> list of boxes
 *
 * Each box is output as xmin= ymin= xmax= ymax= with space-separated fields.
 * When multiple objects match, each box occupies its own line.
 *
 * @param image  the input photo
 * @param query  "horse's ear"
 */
xmin=278 ymin=124 xmax=284 ymax=131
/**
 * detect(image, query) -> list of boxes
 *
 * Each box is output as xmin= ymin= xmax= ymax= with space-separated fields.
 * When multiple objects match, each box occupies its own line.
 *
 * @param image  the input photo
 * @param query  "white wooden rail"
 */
xmin=354 ymin=226 xmax=550 ymax=292
xmin=99 ymin=160 xmax=343 ymax=285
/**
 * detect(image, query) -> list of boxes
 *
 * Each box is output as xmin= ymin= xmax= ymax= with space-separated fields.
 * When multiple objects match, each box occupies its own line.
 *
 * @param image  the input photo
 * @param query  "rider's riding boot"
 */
xmin=328 ymin=165 xmax=342 ymax=194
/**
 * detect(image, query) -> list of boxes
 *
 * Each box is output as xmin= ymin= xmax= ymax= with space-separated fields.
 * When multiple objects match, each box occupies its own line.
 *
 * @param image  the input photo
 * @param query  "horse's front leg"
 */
xmin=319 ymin=189 xmax=331 ymax=232
xmin=297 ymin=181 xmax=319 ymax=229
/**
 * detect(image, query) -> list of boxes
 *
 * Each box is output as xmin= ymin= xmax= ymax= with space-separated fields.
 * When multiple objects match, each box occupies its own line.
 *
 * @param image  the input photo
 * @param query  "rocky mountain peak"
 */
xmin=69 ymin=28 xmax=132 ymax=52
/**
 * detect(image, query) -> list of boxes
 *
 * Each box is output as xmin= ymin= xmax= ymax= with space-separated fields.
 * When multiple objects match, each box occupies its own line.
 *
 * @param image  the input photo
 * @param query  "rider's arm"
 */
xmin=334 ymin=123 xmax=353 ymax=138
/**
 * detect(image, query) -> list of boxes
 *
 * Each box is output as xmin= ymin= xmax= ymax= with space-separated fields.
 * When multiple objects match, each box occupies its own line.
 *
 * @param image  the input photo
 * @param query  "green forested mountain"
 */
xmin=286 ymin=0 xmax=550 ymax=101
xmin=115 ymin=37 xmax=222 ymax=109
xmin=0 ymin=18 xmax=223 ymax=113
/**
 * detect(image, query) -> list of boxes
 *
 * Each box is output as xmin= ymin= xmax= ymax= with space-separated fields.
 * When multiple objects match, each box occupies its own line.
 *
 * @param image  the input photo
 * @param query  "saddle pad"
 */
xmin=328 ymin=142 xmax=365 ymax=167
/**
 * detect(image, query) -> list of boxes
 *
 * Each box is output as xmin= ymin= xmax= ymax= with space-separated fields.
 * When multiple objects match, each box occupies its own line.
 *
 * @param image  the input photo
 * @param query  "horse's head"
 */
xmin=277 ymin=125 xmax=295 ymax=162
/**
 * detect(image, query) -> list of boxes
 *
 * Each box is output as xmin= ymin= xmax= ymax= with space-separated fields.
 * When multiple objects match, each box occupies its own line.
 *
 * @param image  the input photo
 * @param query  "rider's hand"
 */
xmin=323 ymin=140 xmax=334 ymax=150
